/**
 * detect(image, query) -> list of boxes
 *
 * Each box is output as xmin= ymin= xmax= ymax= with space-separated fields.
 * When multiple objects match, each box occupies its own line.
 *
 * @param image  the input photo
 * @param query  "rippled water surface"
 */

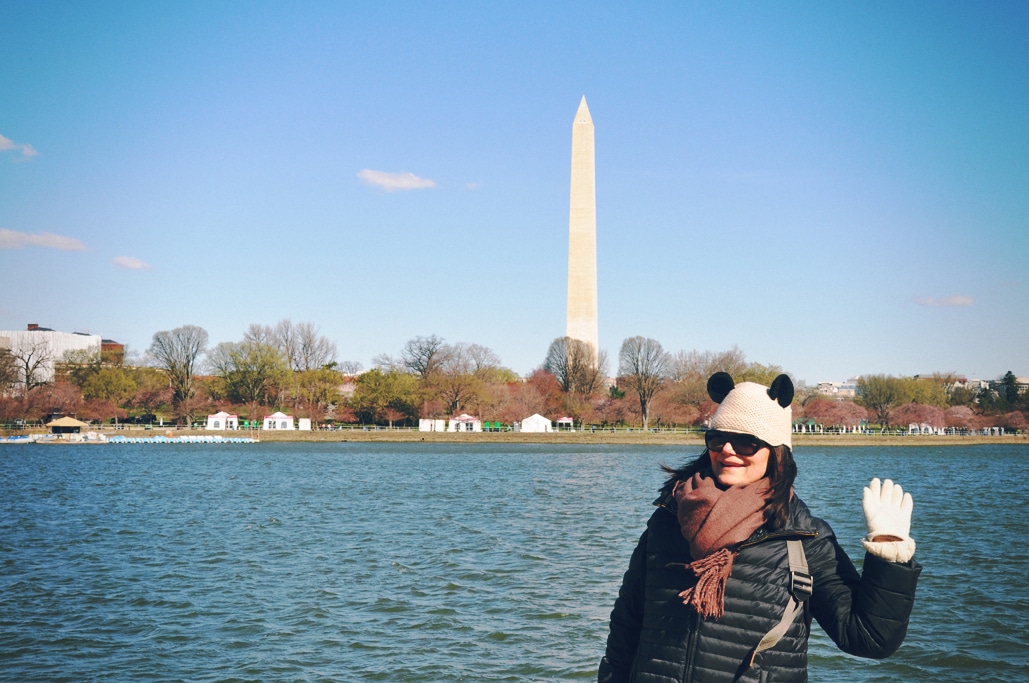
xmin=1 ymin=442 xmax=1026 ymax=682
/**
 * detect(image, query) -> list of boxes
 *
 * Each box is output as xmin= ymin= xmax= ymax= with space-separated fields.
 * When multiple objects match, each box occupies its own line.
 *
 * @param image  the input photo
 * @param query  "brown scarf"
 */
xmin=673 ymin=472 xmax=770 ymax=619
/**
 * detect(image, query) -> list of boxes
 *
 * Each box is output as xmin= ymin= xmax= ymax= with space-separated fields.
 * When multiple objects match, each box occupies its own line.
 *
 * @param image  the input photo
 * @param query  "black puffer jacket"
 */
xmin=598 ymin=486 xmax=921 ymax=683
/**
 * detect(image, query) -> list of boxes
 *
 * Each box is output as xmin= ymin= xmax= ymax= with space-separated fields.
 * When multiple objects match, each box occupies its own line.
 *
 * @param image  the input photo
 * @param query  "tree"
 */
xmin=292 ymin=321 xmax=338 ymax=371
xmin=1000 ymin=371 xmax=1020 ymax=404
xmin=901 ymin=377 xmax=948 ymax=408
xmin=892 ymin=403 xmax=946 ymax=430
xmin=129 ymin=367 xmax=174 ymax=420
xmin=211 ymin=340 xmax=289 ymax=406
xmin=26 ymin=382 xmax=82 ymax=421
xmin=666 ymin=346 xmax=747 ymax=406
xmin=431 ymin=369 xmax=482 ymax=417
xmin=424 ymin=342 xmax=508 ymax=416
xmin=284 ymin=368 xmax=344 ymax=420
xmin=80 ymin=398 xmax=127 ymax=424
xmin=802 ymin=397 xmax=867 ymax=431
xmin=739 ymin=362 xmax=788 ymax=387
xmin=62 ymin=348 xmax=104 ymax=388
xmin=9 ymin=336 xmax=54 ymax=391
xmin=618 ymin=336 xmax=669 ymax=430
xmin=463 ymin=343 xmax=502 ymax=374
xmin=543 ymin=336 xmax=606 ymax=396
xmin=82 ymin=367 xmax=137 ymax=405
xmin=148 ymin=325 xmax=209 ymax=407
xmin=944 ymin=405 xmax=976 ymax=431
xmin=998 ymin=411 xmax=1027 ymax=433
xmin=338 ymin=360 xmax=364 ymax=376
xmin=246 ymin=319 xmax=338 ymax=372
xmin=502 ymin=369 xmax=563 ymax=420
xmin=348 ymin=368 xmax=419 ymax=427
xmin=857 ymin=375 xmax=906 ymax=429
xmin=401 ymin=334 xmax=450 ymax=379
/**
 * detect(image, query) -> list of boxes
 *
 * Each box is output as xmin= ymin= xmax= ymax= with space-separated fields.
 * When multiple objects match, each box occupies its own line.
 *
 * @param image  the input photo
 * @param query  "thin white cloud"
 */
xmin=465 ymin=181 xmax=481 ymax=190
xmin=0 ymin=134 xmax=38 ymax=159
xmin=113 ymin=256 xmax=151 ymax=270
xmin=0 ymin=228 xmax=88 ymax=251
xmin=357 ymin=169 xmax=436 ymax=191
xmin=917 ymin=295 xmax=974 ymax=307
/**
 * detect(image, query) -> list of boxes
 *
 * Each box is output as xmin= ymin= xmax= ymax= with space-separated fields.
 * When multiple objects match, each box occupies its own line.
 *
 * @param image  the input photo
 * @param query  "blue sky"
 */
xmin=2 ymin=1 xmax=1026 ymax=385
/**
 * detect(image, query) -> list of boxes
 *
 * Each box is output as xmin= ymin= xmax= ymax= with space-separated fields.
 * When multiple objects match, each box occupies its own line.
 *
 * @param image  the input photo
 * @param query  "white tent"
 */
xmin=419 ymin=419 xmax=445 ymax=432
xmin=205 ymin=411 xmax=239 ymax=430
xmin=263 ymin=411 xmax=295 ymax=430
xmin=519 ymin=413 xmax=553 ymax=433
xmin=447 ymin=413 xmax=482 ymax=432
xmin=298 ymin=418 xmax=312 ymax=431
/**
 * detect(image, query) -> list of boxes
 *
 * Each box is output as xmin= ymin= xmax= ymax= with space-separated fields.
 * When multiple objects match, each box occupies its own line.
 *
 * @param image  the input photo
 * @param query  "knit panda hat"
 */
xmin=707 ymin=372 xmax=794 ymax=449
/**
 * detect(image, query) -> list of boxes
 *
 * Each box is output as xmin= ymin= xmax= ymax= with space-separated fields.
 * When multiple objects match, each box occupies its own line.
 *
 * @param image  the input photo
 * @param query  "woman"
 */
xmin=598 ymin=372 xmax=921 ymax=683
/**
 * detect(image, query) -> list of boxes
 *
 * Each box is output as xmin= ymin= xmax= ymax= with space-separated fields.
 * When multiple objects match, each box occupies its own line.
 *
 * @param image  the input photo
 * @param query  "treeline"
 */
xmin=0 ymin=321 xmax=1025 ymax=432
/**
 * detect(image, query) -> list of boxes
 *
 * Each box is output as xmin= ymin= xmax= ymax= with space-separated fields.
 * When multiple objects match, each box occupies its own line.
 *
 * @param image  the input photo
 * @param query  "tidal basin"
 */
xmin=2 ymin=443 xmax=1026 ymax=682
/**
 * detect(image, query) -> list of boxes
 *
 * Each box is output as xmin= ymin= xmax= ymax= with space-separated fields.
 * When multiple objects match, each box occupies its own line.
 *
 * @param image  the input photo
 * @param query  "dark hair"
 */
xmin=662 ymin=444 xmax=797 ymax=530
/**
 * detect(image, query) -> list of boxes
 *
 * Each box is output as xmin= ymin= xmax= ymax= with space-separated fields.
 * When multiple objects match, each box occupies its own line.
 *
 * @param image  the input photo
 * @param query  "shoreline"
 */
xmin=5 ymin=428 xmax=1023 ymax=447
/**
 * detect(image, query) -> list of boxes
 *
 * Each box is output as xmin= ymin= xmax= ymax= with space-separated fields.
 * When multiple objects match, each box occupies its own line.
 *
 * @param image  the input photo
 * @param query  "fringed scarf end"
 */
xmin=678 ymin=547 xmax=736 ymax=620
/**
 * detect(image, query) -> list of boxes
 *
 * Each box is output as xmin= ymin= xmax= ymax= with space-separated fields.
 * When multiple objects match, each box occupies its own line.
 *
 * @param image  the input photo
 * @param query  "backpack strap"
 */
xmin=746 ymin=539 xmax=812 ymax=668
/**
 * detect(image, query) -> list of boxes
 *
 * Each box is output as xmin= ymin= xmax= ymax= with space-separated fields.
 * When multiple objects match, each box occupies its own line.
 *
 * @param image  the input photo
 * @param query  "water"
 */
xmin=1 ymin=443 xmax=1026 ymax=682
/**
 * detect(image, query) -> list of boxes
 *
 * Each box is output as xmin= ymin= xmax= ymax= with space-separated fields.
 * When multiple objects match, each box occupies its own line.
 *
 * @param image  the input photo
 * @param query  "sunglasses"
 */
xmin=704 ymin=430 xmax=768 ymax=456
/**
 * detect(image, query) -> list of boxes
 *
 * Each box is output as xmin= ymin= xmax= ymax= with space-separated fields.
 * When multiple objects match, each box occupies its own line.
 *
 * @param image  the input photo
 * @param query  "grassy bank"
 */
xmin=251 ymin=430 xmax=1027 ymax=447
xmin=3 ymin=426 xmax=1025 ymax=447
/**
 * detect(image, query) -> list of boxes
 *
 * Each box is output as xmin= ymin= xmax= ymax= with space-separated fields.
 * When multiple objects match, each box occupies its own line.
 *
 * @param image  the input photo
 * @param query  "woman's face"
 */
xmin=706 ymin=431 xmax=772 ymax=486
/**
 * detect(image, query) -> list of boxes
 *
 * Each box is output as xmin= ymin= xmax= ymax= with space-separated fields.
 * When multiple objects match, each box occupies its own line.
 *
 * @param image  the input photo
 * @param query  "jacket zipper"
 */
xmin=682 ymin=608 xmax=699 ymax=683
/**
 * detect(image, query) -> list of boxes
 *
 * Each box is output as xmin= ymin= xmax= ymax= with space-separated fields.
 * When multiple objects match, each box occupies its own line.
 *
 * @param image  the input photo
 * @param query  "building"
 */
xmin=0 ymin=324 xmax=107 ymax=387
xmin=262 ymin=411 xmax=295 ymax=430
xmin=205 ymin=411 xmax=239 ymax=430
xmin=447 ymin=413 xmax=482 ymax=432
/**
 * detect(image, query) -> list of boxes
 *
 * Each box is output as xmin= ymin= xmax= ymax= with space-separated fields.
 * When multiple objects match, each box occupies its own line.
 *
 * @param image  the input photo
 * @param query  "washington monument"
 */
xmin=566 ymin=96 xmax=599 ymax=363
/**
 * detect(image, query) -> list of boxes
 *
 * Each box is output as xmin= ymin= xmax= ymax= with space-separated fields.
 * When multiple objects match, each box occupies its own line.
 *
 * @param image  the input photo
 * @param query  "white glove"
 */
xmin=861 ymin=478 xmax=916 ymax=563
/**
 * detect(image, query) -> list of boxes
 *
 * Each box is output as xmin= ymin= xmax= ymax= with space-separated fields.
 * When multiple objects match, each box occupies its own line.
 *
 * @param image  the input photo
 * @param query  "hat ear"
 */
xmin=707 ymin=372 xmax=735 ymax=403
xmin=768 ymin=374 xmax=794 ymax=408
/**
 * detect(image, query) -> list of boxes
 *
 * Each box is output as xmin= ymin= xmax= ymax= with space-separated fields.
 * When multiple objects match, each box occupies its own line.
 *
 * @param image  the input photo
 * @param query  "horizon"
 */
xmin=2 ymin=3 xmax=1026 ymax=385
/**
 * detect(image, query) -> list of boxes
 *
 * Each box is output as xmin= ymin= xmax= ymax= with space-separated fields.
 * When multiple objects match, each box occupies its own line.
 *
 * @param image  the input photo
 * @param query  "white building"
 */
xmin=205 ymin=411 xmax=239 ymax=430
xmin=0 ymin=324 xmax=102 ymax=386
xmin=447 ymin=413 xmax=482 ymax=432
xmin=262 ymin=411 xmax=295 ymax=430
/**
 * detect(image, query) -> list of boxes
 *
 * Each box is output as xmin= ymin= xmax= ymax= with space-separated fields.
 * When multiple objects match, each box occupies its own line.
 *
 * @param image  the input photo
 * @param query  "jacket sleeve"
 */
xmin=598 ymin=529 xmax=648 ymax=683
xmin=805 ymin=521 xmax=922 ymax=659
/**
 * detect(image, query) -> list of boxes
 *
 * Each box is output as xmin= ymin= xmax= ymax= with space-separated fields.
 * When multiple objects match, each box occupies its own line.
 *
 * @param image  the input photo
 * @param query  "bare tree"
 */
xmin=372 ymin=353 xmax=399 ymax=371
xmin=429 ymin=343 xmax=494 ymax=416
xmin=244 ymin=319 xmax=338 ymax=372
xmin=401 ymin=335 xmax=450 ymax=379
xmin=293 ymin=321 xmax=337 ymax=371
xmin=338 ymin=360 xmax=364 ymax=376
xmin=543 ymin=336 xmax=606 ymax=396
xmin=243 ymin=323 xmax=276 ymax=346
xmin=618 ymin=336 xmax=669 ymax=430
xmin=463 ymin=343 xmax=502 ymax=374
xmin=667 ymin=346 xmax=748 ymax=404
xmin=148 ymin=325 xmax=209 ymax=406
xmin=9 ymin=336 xmax=55 ymax=391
